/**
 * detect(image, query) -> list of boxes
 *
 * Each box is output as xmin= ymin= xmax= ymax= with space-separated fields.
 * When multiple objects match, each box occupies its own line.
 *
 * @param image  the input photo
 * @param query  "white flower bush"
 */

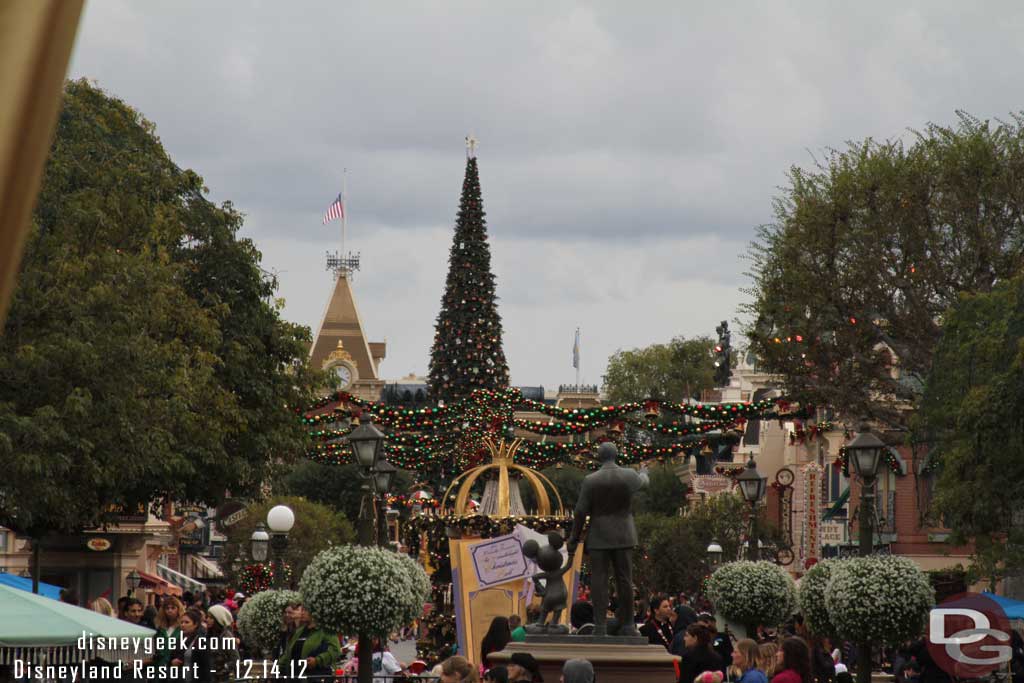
xmin=825 ymin=555 xmax=934 ymax=645
xmin=395 ymin=551 xmax=432 ymax=624
xmin=237 ymin=589 xmax=301 ymax=656
xmin=708 ymin=560 xmax=796 ymax=628
xmin=797 ymin=558 xmax=847 ymax=637
xmin=300 ymin=545 xmax=431 ymax=636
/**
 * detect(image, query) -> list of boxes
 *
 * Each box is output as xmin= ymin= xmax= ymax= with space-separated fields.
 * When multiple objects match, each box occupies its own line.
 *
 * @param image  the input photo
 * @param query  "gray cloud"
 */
xmin=69 ymin=0 xmax=1024 ymax=385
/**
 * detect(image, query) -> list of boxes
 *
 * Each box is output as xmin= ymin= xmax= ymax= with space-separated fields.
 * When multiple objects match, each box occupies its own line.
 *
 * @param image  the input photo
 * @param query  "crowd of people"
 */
xmin=80 ymin=590 xmax=244 ymax=682
xmin=59 ymin=583 xmax=1024 ymax=683
xmin=631 ymin=592 xmax=858 ymax=683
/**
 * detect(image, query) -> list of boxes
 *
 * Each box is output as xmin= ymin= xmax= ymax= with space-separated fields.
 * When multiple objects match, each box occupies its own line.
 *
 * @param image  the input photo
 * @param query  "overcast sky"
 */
xmin=68 ymin=1 xmax=1024 ymax=387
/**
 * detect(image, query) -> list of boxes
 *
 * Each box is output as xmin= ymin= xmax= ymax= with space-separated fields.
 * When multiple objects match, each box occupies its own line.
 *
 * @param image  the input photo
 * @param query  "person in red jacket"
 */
xmin=773 ymin=637 xmax=813 ymax=683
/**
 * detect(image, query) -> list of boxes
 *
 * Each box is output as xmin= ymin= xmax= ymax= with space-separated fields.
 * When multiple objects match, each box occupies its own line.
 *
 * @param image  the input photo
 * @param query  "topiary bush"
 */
xmin=707 ymin=560 xmax=797 ymax=629
xmin=299 ymin=545 xmax=431 ymax=636
xmin=824 ymin=555 xmax=934 ymax=645
xmin=797 ymin=558 xmax=848 ymax=637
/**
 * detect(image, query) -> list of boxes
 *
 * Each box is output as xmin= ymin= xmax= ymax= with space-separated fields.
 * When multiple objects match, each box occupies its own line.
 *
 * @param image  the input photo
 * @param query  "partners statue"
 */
xmin=566 ymin=441 xmax=648 ymax=637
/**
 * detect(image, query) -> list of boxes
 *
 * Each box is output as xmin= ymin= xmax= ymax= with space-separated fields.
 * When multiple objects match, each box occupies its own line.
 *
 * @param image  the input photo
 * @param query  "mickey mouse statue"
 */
xmin=522 ymin=531 xmax=573 ymax=634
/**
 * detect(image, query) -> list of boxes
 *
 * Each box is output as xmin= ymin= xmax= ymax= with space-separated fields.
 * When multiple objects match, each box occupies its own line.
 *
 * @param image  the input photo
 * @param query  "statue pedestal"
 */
xmin=489 ymin=637 xmax=678 ymax=683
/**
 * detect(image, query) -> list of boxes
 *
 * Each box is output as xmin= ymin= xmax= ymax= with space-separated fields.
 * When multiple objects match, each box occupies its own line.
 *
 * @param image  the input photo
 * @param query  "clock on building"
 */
xmin=334 ymin=363 xmax=354 ymax=389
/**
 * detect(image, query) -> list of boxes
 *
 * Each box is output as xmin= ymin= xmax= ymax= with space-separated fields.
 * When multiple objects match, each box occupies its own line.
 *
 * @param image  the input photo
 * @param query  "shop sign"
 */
xmin=820 ymin=521 xmax=846 ymax=546
xmin=86 ymin=538 xmax=112 ymax=551
xmin=692 ymin=474 xmax=732 ymax=496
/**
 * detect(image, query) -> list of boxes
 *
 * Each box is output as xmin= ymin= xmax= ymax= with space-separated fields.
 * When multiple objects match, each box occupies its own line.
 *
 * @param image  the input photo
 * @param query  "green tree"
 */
xmin=518 ymin=465 xmax=586 ymax=513
xmin=220 ymin=496 xmax=355 ymax=587
xmin=281 ymin=461 xmax=415 ymax=522
xmin=0 ymin=80 xmax=324 ymax=536
xmin=427 ymin=156 xmax=509 ymax=403
xmin=919 ymin=275 xmax=1024 ymax=584
xmin=602 ymin=336 xmax=715 ymax=404
xmin=634 ymin=464 xmax=689 ymax=516
xmin=633 ymin=493 xmax=748 ymax=597
xmin=745 ymin=113 xmax=1024 ymax=423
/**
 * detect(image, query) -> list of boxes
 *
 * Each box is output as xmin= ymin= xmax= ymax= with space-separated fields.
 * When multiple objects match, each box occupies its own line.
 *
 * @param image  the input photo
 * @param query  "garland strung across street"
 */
xmin=299 ymin=387 xmax=799 ymax=471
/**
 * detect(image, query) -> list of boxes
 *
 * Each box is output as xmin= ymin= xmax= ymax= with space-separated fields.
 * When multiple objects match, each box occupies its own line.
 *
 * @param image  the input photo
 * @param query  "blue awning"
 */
xmin=982 ymin=592 xmax=1024 ymax=620
xmin=0 ymin=573 xmax=63 ymax=600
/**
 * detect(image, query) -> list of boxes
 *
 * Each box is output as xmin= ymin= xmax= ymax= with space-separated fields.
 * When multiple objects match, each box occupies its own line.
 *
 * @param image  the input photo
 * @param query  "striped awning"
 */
xmin=822 ymin=486 xmax=850 ymax=521
xmin=137 ymin=570 xmax=181 ymax=596
xmin=188 ymin=553 xmax=224 ymax=580
xmin=156 ymin=563 xmax=205 ymax=594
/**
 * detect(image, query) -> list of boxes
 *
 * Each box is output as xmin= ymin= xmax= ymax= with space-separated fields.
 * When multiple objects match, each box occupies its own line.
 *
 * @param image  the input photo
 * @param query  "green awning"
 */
xmin=0 ymin=583 xmax=154 ymax=663
xmin=822 ymin=486 xmax=850 ymax=521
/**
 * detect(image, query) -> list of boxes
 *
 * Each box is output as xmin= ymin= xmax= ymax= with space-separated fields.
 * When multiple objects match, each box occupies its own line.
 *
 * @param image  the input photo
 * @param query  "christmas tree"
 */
xmin=428 ymin=146 xmax=510 ymax=403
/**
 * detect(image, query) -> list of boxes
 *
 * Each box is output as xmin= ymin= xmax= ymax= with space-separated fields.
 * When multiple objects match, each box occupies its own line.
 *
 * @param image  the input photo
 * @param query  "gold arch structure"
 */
xmin=442 ymin=437 xmax=564 ymax=517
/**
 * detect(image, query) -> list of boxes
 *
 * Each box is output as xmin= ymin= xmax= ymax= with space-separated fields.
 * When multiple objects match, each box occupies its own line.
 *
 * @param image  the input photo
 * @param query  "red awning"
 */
xmin=137 ymin=570 xmax=182 ymax=596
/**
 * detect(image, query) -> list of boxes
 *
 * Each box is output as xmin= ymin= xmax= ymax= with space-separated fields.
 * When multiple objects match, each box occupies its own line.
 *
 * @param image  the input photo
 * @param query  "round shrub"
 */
xmin=299 ymin=545 xmax=431 ymax=636
xmin=236 ymin=589 xmax=300 ymax=656
xmin=825 ymin=555 xmax=934 ymax=645
xmin=708 ymin=560 xmax=797 ymax=628
xmin=797 ymin=558 xmax=848 ymax=637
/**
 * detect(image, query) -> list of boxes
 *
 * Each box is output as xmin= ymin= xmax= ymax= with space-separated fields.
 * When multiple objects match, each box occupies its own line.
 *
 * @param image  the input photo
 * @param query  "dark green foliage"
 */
xmin=745 ymin=113 xmax=1024 ymax=423
xmin=633 ymin=493 xmax=748 ymax=597
xmin=427 ymin=157 xmax=510 ymax=403
xmin=518 ymin=465 xmax=586 ymax=512
xmin=919 ymin=275 xmax=1024 ymax=583
xmin=282 ymin=460 xmax=414 ymax=522
xmin=602 ymin=336 xmax=716 ymax=404
xmin=219 ymin=496 xmax=355 ymax=586
xmin=0 ymin=80 xmax=325 ymax=535
xmin=634 ymin=464 xmax=689 ymax=516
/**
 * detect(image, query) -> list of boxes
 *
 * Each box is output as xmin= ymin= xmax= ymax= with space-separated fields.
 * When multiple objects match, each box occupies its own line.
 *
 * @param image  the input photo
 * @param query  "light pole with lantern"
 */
xmin=266 ymin=505 xmax=295 ymax=589
xmin=706 ymin=539 xmax=723 ymax=571
xmin=735 ymin=454 xmax=767 ymax=561
xmin=125 ymin=569 xmax=141 ymax=598
xmin=847 ymin=421 xmax=884 ymax=557
xmin=348 ymin=415 xmax=386 ymax=547
xmin=347 ymin=414 xmax=390 ymax=683
xmin=250 ymin=523 xmax=270 ymax=563
xmin=372 ymin=460 xmax=397 ymax=549
xmin=845 ymin=420 xmax=885 ymax=683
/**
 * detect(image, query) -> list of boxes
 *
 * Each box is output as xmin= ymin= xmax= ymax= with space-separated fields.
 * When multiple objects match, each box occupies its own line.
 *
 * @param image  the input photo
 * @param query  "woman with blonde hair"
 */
xmin=439 ymin=655 xmax=481 ymax=683
xmin=732 ymin=639 xmax=768 ymax=683
xmin=91 ymin=597 xmax=115 ymax=617
xmin=757 ymin=642 xmax=780 ymax=679
xmin=152 ymin=596 xmax=185 ymax=669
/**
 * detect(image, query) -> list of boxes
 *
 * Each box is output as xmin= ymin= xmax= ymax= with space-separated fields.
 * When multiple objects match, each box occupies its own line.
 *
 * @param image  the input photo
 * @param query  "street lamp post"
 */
xmin=250 ymin=523 xmax=270 ymax=562
xmin=348 ymin=415 xmax=388 ymax=683
xmin=125 ymin=570 xmax=141 ymax=598
xmin=736 ymin=454 xmax=767 ymax=561
xmin=706 ymin=539 xmax=723 ymax=571
xmin=373 ymin=460 xmax=397 ymax=549
xmin=266 ymin=505 xmax=295 ymax=589
xmin=846 ymin=420 xmax=885 ymax=683
xmin=349 ymin=416 xmax=386 ymax=547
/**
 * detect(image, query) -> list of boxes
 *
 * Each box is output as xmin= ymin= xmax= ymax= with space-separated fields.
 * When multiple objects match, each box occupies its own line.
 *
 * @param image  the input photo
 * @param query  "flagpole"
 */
xmin=341 ymin=168 xmax=348 ymax=261
xmin=575 ymin=328 xmax=581 ymax=389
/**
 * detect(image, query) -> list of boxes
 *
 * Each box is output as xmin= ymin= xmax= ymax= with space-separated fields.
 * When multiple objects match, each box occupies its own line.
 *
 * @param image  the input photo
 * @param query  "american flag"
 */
xmin=322 ymin=194 xmax=345 ymax=224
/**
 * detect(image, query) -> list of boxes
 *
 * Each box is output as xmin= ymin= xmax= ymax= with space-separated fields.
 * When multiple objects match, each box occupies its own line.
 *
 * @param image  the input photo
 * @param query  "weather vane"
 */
xmin=465 ymin=134 xmax=478 ymax=159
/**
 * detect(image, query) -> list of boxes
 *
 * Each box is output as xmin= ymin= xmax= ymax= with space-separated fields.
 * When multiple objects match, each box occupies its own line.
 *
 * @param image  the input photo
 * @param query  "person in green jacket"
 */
xmin=277 ymin=603 xmax=341 ymax=678
xmin=152 ymin=596 xmax=185 ymax=668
